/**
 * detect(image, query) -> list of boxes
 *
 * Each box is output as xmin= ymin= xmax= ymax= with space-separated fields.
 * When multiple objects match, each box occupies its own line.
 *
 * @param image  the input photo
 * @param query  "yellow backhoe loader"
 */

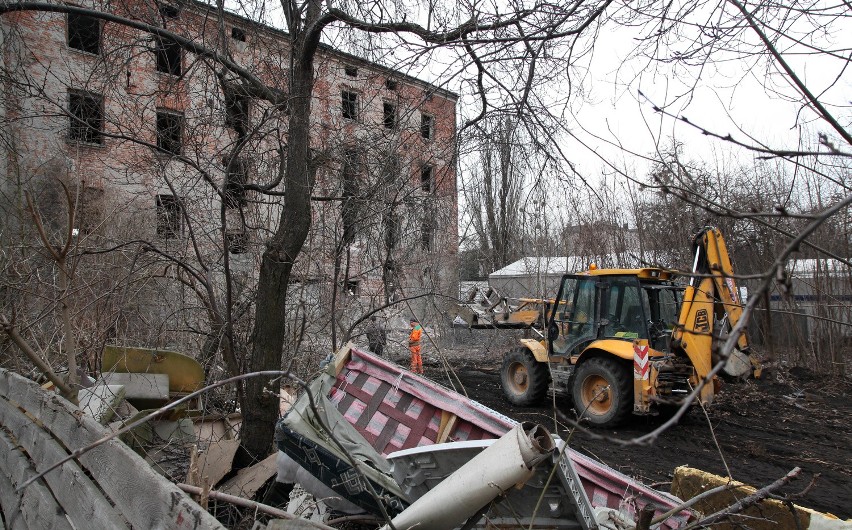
xmin=462 ymin=227 xmax=762 ymax=427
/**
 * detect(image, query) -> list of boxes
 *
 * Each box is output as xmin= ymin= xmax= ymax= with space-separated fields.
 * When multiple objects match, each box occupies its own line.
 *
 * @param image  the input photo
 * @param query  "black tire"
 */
xmin=571 ymin=356 xmax=633 ymax=427
xmin=500 ymin=347 xmax=550 ymax=406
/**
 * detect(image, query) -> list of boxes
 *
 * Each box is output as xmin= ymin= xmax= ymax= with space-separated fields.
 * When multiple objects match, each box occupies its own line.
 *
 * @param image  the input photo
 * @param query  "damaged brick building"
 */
xmin=0 ymin=0 xmax=458 ymax=366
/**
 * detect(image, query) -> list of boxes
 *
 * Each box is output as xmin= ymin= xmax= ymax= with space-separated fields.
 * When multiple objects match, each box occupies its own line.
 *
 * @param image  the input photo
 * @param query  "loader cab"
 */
xmin=548 ymin=269 xmax=681 ymax=357
xmin=642 ymin=282 xmax=682 ymax=351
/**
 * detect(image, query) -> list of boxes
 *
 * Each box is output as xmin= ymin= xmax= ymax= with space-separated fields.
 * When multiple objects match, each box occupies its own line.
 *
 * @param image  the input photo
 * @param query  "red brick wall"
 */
xmin=1 ymin=0 xmax=458 ymax=351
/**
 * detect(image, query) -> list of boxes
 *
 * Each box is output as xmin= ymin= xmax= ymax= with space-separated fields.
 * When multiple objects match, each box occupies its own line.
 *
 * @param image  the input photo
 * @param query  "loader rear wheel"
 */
xmin=501 ymin=347 xmax=550 ymax=407
xmin=572 ymin=356 xmax=632 ymax=427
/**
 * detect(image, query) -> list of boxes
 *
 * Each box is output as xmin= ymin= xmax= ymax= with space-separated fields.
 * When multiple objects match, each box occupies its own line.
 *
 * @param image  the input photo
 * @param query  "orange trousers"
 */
xmin=409 ymin=345 xmax=423 ymax=374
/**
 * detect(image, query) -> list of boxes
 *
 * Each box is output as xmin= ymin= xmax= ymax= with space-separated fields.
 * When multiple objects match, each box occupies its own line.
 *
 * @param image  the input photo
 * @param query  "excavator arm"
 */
xmin=672 ymin=227 xmax=761 ymax=389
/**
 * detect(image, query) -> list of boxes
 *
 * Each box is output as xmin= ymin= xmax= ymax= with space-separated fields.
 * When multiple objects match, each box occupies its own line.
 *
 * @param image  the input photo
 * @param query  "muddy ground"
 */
xmin=415 ymin=333 xmax=852 ymax=520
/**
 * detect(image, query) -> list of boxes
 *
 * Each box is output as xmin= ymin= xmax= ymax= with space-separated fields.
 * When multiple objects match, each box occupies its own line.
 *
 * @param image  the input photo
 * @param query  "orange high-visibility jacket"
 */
xmin=408 ymin=325 xmax=422 ymax=346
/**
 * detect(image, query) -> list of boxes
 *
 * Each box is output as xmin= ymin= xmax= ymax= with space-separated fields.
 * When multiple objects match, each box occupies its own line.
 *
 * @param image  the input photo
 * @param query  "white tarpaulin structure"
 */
xmin=488 ymin=254 xmax=644 ymax=299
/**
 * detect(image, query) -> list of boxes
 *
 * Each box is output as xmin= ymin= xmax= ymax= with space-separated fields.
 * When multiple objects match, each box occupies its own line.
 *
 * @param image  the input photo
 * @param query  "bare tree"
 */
xmin=463 ymin=117 xmax=527 ymax=273
xmin=1 ymin=0 xmax=619 ymax=461
xmin=3 ymin=0 xmax=848 ymax=465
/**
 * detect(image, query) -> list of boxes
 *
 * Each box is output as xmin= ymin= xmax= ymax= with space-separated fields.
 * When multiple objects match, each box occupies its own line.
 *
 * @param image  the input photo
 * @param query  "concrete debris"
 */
xmin=113 ymin=397 xmax=139 ymax=419
xmin=0 ymin=368 xmax=224 ymax=529
xmin=276 ymin=345 xmax=693 ymax=528
xmin=103 ymin=372 xmax=170 ymax=409
xmin=77 ymin=383 xmax=126 ymax=424
xmin=152 ymin=416 xmax=196 ymax=443
xmin=449 ymin=284 xmax=547 ymax=329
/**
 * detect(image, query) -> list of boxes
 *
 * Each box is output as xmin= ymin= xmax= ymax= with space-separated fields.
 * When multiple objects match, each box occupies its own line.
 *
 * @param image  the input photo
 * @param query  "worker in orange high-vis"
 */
xmin=408 ymin=318 xmax=423 ymax=374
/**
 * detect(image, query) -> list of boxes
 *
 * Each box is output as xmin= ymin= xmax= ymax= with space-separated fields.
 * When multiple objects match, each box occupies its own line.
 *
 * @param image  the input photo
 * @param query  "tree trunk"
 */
xmin=239 ymin=33 xmax=317 ymax=462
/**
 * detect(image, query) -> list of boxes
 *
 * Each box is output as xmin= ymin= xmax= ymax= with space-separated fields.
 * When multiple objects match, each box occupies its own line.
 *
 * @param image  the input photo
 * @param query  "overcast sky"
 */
xmin=233 ymin=0 xmax=851 ymax=237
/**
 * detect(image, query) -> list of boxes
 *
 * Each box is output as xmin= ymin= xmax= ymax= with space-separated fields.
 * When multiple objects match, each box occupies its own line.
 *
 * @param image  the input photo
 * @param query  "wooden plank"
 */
xmin=0 ymin=397 xmax=129 ymax=528
xmin=0 ymin=429 xmax=73 ymax=530
xmin=0 ymin=369 xmax=224 ymax=530
xmin=0 ymin=436 xmax=26 ymax=530
xmin=436 ymin=413 xmax=458 ymax=443
xmin=197 ymin=439 xmax=240 ymax=488
xmin=331 ymin=343 xmax=353 ymax=376
xmin=218 ymin=453 xmax=278 ymax=498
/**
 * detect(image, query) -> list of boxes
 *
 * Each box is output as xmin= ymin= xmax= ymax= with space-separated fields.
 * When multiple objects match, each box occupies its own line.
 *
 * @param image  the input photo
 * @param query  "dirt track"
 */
xmin=421 ymin=342 xmax=852 ymax=520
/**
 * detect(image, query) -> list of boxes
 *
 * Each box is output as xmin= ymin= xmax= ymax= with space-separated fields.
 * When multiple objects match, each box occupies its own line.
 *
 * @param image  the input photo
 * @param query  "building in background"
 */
xmin=0 ymin=0 xmax=458 ymax=366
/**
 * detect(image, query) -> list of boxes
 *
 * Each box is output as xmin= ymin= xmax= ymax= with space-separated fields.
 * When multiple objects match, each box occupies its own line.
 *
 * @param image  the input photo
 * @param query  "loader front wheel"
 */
xmin=572 ymin=356 xmax=632 ymax=427
xmin=501 ymin=347 xmax=550 ymax=407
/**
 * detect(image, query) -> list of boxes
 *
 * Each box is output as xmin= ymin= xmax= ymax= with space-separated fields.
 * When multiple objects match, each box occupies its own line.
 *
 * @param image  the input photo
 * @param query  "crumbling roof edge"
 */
xmin=178 ymin=0 xmax=460 ymax=102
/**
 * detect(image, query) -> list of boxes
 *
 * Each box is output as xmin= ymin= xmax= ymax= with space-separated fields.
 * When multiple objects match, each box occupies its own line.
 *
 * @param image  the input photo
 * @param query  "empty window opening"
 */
xmin=344 ymin=65 xmax=358 ymax=77
xmin=230 ymin=27 xmax=246 ymax=42
xmin=383 ymin=102 xmax=396 ymax=129
xmin=156 ymin=194 xmax=182 ymax=239
xmin=382 ymin=154 xmax=400 ymax=184
xmin=420 ymin=113 xmax=433 ymax=140
xmin=155 ymin=37 xmax=182 ymax=75
xmin=74 ymin=185 xmax=104 ymax=234
xmin=67 ymin=13 xmax=100 ymax=54
xmin=342 ymin=90 xmax=358 ymax=120
xmin=224 ymin=158 xmax=247 ymax=208
xmin=226 ymin=231 xmax=249 ymax=254
xmin=421 ymin=218 xmax=434 ymax=251
xmin=342 ymin=149 xmax=360 ymax=194
xmin=420 ymin=164 xmax=434 ymax=193
xmin=158 ymin=3 xmax=180 ymax=18
xmin=156 ymin=110 xmax=183 ymax=155
xmin=68 ymin=90 xmax=104 ymax=144
xmin=224 ymin=89 xmax=250 ymax=133
xmin=341 ymin=149 xmax=360 ymax=243
xmin=384 ymin=212 xmax=400 ymax=250
xmin=385 ymin=78 xmax=398 ymax=91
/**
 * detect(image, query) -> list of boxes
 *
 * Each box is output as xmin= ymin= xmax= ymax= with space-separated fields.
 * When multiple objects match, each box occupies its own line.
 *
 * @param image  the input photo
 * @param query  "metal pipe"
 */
xmin=383 ymin=422 xmax=554 ymax=530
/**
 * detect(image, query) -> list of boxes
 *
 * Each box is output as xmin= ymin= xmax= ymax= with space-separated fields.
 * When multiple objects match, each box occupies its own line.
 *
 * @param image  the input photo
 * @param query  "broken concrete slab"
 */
xmin=102 ymin=372 xmax=169 ymax=409
xmin=113 ymin=398 xmax=139 ymax=419
xmin=152 ymin=417 xmax=195 ymax=444
xmin=77 ymin=384 xmax=126 ymax=425
xmin=0 ymin=368 xmax=225 ymax=529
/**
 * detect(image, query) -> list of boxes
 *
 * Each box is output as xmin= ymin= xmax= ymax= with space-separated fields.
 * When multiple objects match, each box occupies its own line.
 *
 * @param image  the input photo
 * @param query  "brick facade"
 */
xmin=0 ymin=0 xmax=458 ymax=364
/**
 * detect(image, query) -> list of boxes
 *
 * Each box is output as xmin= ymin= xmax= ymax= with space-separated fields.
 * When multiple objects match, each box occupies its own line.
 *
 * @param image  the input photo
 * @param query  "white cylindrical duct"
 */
xmin=384 ymin=422 xmax=554 ymax=530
